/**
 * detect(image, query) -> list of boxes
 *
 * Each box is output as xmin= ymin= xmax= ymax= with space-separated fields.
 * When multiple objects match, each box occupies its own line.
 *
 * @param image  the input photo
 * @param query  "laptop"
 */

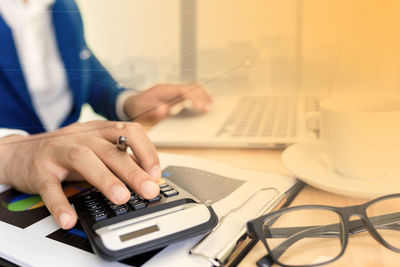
xmin=147 ymin=92 xmax=319 ymax=149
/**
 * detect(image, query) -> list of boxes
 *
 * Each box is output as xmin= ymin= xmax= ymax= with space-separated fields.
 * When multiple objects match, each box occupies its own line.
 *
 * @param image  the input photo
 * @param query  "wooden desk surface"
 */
xmin=155 ymin=146 xmax=400 ymax=267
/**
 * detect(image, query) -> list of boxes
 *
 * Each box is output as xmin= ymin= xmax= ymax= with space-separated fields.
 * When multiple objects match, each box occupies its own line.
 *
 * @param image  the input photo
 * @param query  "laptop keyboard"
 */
xmin=215 ymin=96 xmax=319 ymax=138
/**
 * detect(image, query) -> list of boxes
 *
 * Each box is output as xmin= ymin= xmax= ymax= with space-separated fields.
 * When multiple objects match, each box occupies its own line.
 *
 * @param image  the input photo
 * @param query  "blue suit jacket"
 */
xmin=0 ymin=0 xmax=125 ymax=134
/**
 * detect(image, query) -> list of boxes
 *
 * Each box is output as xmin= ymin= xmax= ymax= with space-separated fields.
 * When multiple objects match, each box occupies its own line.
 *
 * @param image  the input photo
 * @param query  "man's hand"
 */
xmin=0 ymin=121 xmax=161 ymax=229
xmin=123 ymin=83 xmax=213 ymax=121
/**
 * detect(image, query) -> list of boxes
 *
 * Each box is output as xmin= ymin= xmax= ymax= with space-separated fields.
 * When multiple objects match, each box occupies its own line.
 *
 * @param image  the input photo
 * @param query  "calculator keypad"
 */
xmin=80 ymin=181 xmax=180 ymax=223
xmin=82 ymin=194 xmax=108 ymax=222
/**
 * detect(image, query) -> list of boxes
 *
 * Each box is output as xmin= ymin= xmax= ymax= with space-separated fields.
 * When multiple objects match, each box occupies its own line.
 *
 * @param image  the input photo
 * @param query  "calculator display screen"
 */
xmin=119 ymin=225 xmax=160 ymax=242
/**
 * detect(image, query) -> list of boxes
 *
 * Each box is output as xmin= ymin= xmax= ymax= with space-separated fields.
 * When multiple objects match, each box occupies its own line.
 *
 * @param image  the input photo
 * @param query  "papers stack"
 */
xmin=0 ymin=153 xmax=295 ymax=267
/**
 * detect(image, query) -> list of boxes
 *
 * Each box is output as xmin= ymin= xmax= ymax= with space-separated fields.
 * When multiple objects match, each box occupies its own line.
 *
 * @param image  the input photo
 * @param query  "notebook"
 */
xmin=148 ymin=93 xmax=319 ymax=149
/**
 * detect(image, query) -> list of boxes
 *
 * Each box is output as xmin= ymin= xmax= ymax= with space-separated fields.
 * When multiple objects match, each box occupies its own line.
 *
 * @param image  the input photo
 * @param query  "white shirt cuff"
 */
xmin=0 ymin=128 xmax=30 ymax=139
xmin=115 ymin=90 xmax=139 ymax=121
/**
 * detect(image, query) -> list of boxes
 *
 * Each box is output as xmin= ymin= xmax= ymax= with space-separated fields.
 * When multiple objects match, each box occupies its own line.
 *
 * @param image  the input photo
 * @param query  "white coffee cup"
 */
xmin=302 ymin=96 xmax=400 ymax=180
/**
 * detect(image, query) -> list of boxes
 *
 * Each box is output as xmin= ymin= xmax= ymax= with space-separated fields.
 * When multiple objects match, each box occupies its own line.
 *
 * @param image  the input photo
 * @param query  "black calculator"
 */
xmin=74 ymin=175 xmax=218 ymax=261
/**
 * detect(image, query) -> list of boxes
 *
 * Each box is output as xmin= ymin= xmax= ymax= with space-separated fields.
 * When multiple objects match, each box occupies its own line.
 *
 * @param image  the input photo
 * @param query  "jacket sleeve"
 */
xmin=85 ymin=52 xmax=126 ymax=121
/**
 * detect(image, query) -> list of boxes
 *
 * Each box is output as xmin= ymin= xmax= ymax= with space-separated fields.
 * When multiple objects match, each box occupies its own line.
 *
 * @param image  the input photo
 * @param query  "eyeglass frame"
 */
xmin=246 ymin=193 xmax=400 ymax=267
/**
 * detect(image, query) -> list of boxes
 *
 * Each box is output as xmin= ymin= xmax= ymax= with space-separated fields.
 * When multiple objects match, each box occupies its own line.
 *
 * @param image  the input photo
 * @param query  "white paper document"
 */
xmin=0 ymin=153 xmax=295 ymax=267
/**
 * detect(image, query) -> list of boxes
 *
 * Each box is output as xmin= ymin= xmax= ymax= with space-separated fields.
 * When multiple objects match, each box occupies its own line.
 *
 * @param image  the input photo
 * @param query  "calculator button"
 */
xmin=89 ymin=208 xmax=105 ymax=216
xmin=84 ymin=200 xmax=100 ymax=207
xmin=106 ymin=200 xmax=114 ymax=206
xmin=112 ymin=206 xmax=128 ymax=216
xmin=133 ymin=202 xmax=146 ymax=210
xmin=83 ymin=194 xmax=94 ymax=200
xmin=147 ymin=195 xmax=161 ymax=203
xmin=109 ymin=203 xmax=126 ymax=209
xmin=83 ymin=195 xmax=96 ymax=203
xmin=92 ymin=212 xmax=107 ymax=222
xmin=109 ymin=204 xmax=120 ymax=210
xmin=158 ymin=183 xmax=169 ymax=188
xmin=129 ymin=200 xmax=147 ymax=210
xmin=128 ymin=199 xmax=140 ymax=205
xmin=163 ymin=190 xmax=179 ymax=197
xmin=130 ymin=194 xmax=139 ymax=201
xmin=86 ymin=204 xmax=103 ymax=211
xmin=160 ymin=186 xmax=173 ymax=192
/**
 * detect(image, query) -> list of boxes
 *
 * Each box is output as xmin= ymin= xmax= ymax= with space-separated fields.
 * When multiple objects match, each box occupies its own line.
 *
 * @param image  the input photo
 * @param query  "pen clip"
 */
xmin=190 ymin=187 xmax=279 ymax=266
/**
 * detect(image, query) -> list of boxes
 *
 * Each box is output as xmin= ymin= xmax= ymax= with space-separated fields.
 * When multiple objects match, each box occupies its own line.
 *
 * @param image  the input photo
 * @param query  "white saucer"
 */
xmin=282 ymin=143 xmax=400 ymax=199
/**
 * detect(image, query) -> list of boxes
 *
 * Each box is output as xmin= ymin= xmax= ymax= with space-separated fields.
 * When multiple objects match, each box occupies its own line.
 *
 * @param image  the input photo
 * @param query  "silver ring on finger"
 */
xmin=116 ymin=136 xmax=129 ymax=152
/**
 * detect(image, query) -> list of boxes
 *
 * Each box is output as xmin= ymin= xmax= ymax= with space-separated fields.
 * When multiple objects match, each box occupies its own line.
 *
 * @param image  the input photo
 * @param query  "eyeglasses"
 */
xmin=246 ymin=193 xmax=400 ymax=267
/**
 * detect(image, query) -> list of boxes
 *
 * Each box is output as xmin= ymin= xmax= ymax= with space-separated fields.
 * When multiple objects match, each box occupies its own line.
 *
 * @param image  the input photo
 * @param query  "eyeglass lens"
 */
xmin=261 ymin=196 xmax=400 ymax=266
xmin=366 ymin=196 xmax=400 ymax=249
xmin=262 ymin=208 xmax=344 ymax=266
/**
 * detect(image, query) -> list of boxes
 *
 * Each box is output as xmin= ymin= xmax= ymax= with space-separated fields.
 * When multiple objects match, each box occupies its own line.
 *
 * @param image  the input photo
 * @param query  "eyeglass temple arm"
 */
xmin=352 ymin=213 xmax=400 ymax=234
xmin=263 ymin=212 xmax=400 ymax=238
xmin=261 ymin=212 xmax=400 ymax=262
